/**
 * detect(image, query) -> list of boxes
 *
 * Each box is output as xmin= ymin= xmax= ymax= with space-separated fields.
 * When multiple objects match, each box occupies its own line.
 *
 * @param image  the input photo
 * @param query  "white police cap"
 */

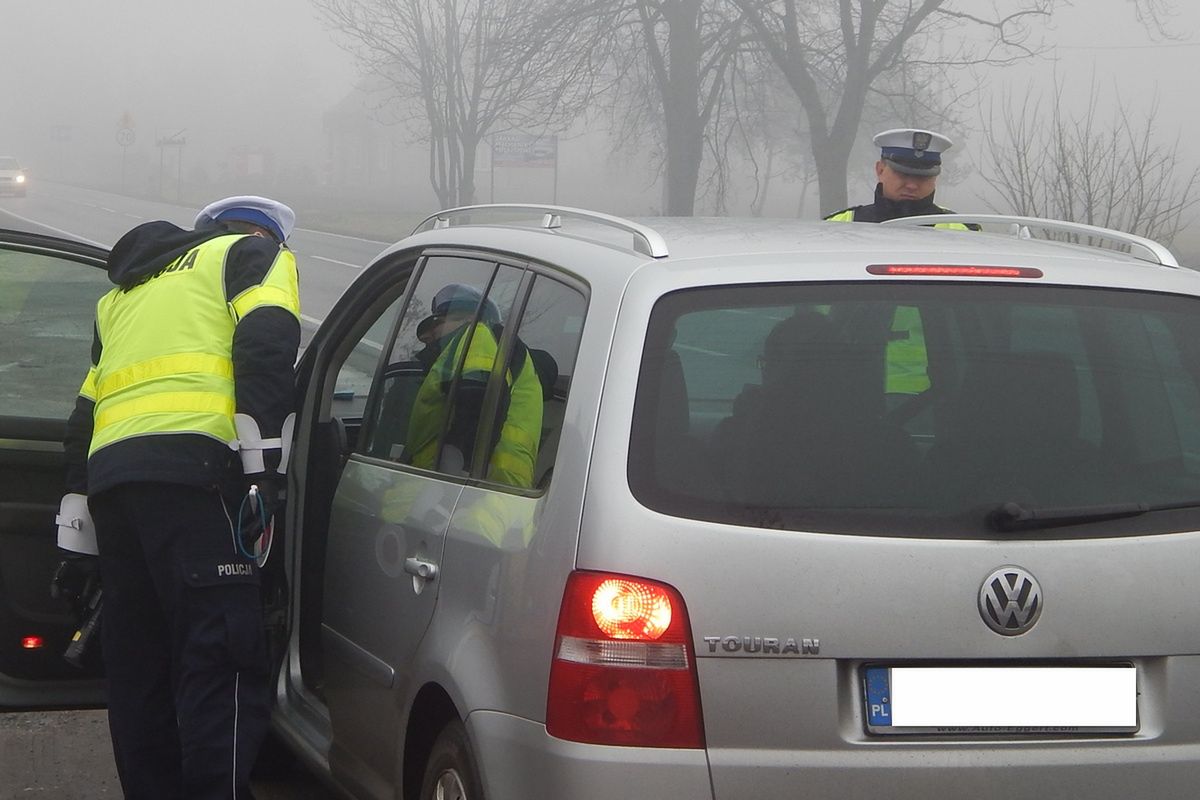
xmin=194 ymin=195 xmax=296 ymax=242
xmin=873 ymin=128 xmax=953 ymax=176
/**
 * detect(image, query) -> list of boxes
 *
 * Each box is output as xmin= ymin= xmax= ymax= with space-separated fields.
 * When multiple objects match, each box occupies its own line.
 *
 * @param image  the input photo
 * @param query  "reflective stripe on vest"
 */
xmin=230 ymin=248 xmax=300 ymax=322
xmin=87 ymin=234 xmax=286 ymax=456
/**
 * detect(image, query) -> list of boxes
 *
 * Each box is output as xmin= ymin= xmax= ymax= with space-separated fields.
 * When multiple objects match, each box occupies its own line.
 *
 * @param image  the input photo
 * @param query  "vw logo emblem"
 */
xmin=979 ymin=566 xmax=1042 ymax=636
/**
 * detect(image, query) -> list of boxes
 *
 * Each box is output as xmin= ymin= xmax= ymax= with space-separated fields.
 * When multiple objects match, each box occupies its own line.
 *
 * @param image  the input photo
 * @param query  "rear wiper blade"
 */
xmin=989 ymin=499 xmax=1200 ymax=532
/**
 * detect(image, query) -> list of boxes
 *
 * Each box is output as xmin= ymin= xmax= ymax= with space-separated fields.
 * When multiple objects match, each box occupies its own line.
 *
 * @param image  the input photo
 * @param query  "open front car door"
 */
xmin=0 ymin=229 xmax=110 ymax=708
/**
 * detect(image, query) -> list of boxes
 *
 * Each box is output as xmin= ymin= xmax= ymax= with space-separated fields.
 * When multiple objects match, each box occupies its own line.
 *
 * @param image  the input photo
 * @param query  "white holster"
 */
xmin=231 ymin=412 xmax=295 ymax=475
xmin=56 ymin=493 xmax=98 ymax=556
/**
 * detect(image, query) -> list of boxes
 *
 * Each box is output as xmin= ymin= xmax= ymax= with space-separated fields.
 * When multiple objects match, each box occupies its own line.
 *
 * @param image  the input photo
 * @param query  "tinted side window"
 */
xmin=0 ymin=250 xmax=108 ymax=418
xmin=485 ymin=273 xmax=587 ymax=490
xmin=361 ymin=257 xmax=526 ymax=481
xmin=332 ymin=297 xmax=406 ymax=418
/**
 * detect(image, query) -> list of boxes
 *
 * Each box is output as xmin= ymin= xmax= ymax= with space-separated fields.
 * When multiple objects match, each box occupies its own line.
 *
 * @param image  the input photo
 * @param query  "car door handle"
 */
xmin=404 ymin=557 xmax=438 ymax=581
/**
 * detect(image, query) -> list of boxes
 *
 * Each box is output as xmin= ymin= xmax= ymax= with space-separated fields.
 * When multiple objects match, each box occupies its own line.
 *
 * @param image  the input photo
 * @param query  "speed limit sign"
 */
xmin=117 ymin=127 xmax=135 ymax=147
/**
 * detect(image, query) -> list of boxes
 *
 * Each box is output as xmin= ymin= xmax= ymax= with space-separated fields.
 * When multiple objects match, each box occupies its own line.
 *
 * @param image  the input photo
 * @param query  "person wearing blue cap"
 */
xmin=404 ymin=283 xmax=543 ymax=487
xmin=825 ymin=128 xmax=978 ymax=230
xmin=55 ymin=195 xmax=300 ymax=797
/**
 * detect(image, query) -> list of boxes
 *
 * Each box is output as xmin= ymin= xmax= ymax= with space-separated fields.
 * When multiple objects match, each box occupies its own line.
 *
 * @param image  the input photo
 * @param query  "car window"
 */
xmin=0 ymin=248 xmax=108 ymax=418
xmin=629 ymin=281 xmax=1200 ymax=537
xmin=481 ymin=272 xmax=587 ymax=490
xmin=330 ymin=300 xmax=405 ymax=425
xmin=359 ymin=257 xmax=526 ymax=480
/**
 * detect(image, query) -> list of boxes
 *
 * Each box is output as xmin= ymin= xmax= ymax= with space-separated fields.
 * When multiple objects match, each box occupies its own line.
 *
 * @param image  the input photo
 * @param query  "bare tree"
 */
xmin=573 ymin=0 xmax=749 ymax=215
xmin=1128 ymin=0 xmax=1181 ymax=37
xmin=732 ymin=0 xmax=1068 ymax=216
xmin=979 ymin=80 xmax=1200 ymax=246
xmin=722 ymin=55 xmax=817 ymax=216
xmin=314 ymin=0 xmax=614 ymax=208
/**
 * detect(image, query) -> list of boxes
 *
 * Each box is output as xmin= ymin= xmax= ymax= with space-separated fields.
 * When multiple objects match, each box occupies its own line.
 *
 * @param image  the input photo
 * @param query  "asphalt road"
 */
xmin=0 ymin=709 xmax=339 ymax=799
xmin=0 ymin=181 xmax=391 ymax=325
xmin=0 ymin=182 xmax=381 ymax=799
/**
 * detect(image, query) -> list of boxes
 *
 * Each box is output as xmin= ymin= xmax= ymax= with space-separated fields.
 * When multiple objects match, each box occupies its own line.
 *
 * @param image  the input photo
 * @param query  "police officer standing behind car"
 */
xmin=55 ymin=196 xmax=301 ymax=799
xmin=824 ymin=128 xmax=978 ymax=230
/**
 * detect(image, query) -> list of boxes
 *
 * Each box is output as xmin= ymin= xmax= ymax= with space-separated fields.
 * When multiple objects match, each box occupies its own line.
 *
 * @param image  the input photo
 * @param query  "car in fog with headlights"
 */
xmin=6 ymin=206 xmax=1200 ymax=799
xmin=0 ymin=157 xmax=28 ymax=196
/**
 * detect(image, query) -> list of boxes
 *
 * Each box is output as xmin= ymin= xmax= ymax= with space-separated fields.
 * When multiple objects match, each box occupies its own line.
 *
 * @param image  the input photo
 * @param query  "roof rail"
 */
xmin=879 ymin=213 xmax=1179 ymax=267
xmin=412 ymin=203 xmax=669 ymax=258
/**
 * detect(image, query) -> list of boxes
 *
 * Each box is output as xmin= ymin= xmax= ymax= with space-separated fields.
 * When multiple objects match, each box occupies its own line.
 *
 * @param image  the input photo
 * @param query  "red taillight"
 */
xmin=867 ymin=264 xmax=1044 ymax=278
xmin=21 ymin=636 xmax=43 ymax=650
xmin=547 ymin=571 xmax=705 ymax=749
xmin=591 ymin=577 xmax=673 ymax=640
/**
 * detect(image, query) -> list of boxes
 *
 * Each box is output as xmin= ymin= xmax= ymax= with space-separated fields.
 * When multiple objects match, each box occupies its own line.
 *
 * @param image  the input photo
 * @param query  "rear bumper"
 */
xmin=468 ymin=710 xmax=713 ymax=800
xmin=700 ymin=655 xmax=1200 ymax=798
xmin=708 ymin=741 xmax=1200 ymax=798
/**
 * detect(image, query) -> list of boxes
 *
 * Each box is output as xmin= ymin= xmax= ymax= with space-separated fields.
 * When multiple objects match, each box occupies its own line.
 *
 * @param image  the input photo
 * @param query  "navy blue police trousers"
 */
xmin=90 ymin=481 xmax=270 ymax=799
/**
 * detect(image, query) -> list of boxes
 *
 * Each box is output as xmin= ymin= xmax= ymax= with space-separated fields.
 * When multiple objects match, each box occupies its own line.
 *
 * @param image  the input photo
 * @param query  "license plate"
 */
xmin=864 ymin=665 xmax=1138 ymax=734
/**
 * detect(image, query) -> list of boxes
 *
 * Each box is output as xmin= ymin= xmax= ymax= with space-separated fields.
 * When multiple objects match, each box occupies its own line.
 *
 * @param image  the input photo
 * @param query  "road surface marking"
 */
xmin=296 ymin=226 xmax=389 ymax=245
xmin=308 ymin=255 xmax=364 ymax=270
xmin=0 ymin=207 xmax=107 ymax=247
xmin=677 ymin=344 xmax=729 ymax=357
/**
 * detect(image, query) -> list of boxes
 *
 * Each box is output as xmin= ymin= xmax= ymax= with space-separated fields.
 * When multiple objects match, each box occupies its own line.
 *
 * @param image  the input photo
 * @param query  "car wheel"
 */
xmin=418 ymin=720 xmax=484 ymax=800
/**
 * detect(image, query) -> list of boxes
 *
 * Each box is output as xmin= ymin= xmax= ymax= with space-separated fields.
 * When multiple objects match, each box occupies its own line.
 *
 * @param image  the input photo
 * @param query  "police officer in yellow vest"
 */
xmin=55 ymin=196 xmax=300 ymax=799
xmin=406 ymin=284 xmax=542 ymax=489
xmin=824 ymin=128 xmax=978 ymax=230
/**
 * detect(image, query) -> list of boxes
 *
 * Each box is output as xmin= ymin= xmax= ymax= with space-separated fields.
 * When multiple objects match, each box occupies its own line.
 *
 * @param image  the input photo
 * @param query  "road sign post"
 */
xmin=116 ymin=127 xmax=135 ymax=194
xmin=155 ymin=129 xmax=187 ymax=201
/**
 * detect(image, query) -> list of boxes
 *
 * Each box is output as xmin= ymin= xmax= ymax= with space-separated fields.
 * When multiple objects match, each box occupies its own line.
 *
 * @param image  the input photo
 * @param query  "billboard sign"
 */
xmin=492 ymin=132 xmax=557 ymax=168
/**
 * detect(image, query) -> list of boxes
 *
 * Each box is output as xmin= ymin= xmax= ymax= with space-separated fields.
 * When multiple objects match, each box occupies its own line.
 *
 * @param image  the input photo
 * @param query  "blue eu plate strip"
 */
xmin=865 ymin=667 xmax=892 ymax=727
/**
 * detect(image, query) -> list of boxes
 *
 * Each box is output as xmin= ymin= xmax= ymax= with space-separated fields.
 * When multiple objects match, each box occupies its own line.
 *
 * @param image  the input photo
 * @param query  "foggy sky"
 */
xmin=1 ymin=0 xmax=1197 ymax=231
xmin=0 ymin=0 xmax=358 ymax=183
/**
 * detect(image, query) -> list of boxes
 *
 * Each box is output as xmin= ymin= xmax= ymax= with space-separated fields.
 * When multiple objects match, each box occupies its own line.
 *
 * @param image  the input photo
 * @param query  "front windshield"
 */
xmin=0 ymin=158 xmax=19 ymax=170
xmin=629 ymin=280 xmax=1200 ymax=537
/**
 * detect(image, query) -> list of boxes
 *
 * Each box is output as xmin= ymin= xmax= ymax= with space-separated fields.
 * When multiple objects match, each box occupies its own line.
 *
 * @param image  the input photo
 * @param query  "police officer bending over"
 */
xmin=55 ymin=195 xmax=301 ymax=799
xmin=825 ymin=128 xmax=978 ymax=230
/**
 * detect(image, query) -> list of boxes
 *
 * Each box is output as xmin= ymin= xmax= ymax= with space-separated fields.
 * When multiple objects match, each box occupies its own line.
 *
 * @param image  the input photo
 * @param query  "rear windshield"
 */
xmin=629 ymin=282 xmax=1200 ymax=537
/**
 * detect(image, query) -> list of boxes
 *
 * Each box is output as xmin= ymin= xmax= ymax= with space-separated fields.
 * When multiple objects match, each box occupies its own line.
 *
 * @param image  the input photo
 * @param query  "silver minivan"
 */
xmin=6 ymin=207 xmax=1200 ymax=798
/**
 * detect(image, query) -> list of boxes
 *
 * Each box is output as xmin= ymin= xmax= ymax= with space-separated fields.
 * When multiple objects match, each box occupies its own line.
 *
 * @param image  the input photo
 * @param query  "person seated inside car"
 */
xmin=404 ymin=283 xmax=543 ymax=488
xmin=714 ymin=309 xmax=919 ymax=508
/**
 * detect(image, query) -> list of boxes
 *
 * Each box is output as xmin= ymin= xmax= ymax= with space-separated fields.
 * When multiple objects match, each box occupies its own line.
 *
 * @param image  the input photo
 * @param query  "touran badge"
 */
xmin=979 ymin=566 xmax=1042 ymax=636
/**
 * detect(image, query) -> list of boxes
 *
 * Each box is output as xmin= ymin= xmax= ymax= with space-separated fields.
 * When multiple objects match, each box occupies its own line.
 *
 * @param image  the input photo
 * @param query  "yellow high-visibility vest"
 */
xmin=825 ymin=208 xmax=974 ymax=231
xmin=82 ymin=234 xmax=299 ymax=456
xmin=407 ymin=322 xmax=543 ymax=488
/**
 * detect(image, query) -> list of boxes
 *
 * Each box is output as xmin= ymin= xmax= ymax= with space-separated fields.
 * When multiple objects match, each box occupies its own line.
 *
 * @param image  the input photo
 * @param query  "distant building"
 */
xmin=323 ymin=81 xmax=424 ymax=196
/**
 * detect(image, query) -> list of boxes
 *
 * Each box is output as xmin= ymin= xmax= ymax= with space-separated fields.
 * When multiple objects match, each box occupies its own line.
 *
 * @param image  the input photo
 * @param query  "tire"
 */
xmin=418 ymin=720 xmax=484 ymax=800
